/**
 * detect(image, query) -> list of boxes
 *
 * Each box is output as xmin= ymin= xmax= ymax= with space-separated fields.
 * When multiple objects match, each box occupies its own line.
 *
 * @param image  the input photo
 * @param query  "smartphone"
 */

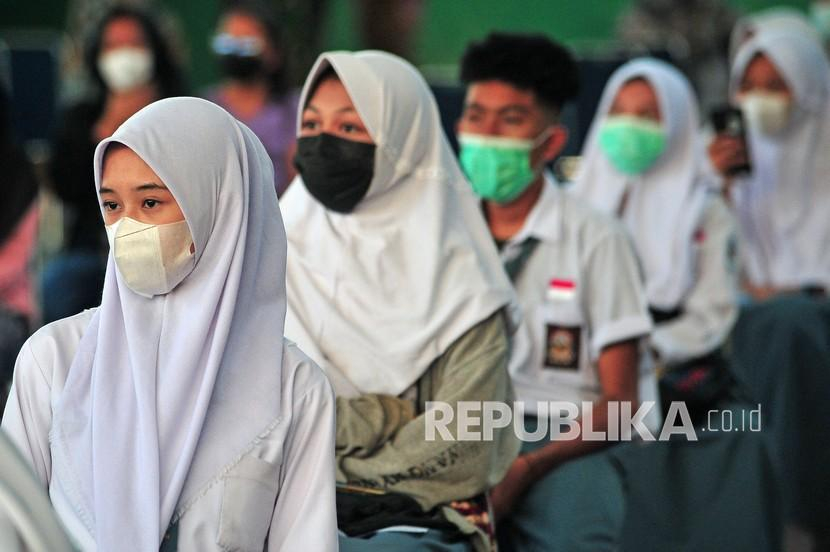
xmin=710 ymin=105 xmax=751 ymax=176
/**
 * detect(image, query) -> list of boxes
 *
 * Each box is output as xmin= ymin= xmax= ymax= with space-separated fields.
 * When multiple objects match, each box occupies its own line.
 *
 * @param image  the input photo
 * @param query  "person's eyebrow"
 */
xmin=497 ymin=105 xmax=532 ymax=116
xmin=99 ymin=186 xmax=115 ymax=195
xmin=462 ymin=102 xmax=486 ymax=111
xmin=135 ymin=183 xmax=169 ymax=192
xmin=305 ymin=104 xmax=357 ymax=115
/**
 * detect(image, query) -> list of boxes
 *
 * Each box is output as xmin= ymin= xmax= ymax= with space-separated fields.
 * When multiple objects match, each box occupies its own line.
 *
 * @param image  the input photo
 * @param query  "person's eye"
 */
xmin=142 ymin=199 xmax=160 ymax=208
xmin=301 ymin=120 xmax=319 ymax=130
xmin=342 ymin=123 xmax=360 ymax=133
xmin=504 ymin=117 xmax=525 ymax=125
xmin=102 ymin=201 xmax=119 ymax=211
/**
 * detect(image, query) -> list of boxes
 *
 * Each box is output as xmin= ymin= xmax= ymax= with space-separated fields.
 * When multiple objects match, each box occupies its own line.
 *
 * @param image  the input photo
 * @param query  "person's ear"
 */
xmin=540 ymin=125 xmax=569 ymax=163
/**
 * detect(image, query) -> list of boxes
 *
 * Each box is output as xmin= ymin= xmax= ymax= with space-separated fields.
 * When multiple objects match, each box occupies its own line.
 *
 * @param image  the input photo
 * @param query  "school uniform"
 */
xmin=573 ymin=59 xmax=739 ymax=409
xmin=2 ymin=98 xmax=338 ymax=551
xmin=728 ymin=31 xmax=830 ymax=535
xmin=281 ymin=51 xmax=523 ymax=552
xmin=3 ymin=310 xmax=336 ymax=551
xmin=504 ymin=174 xmax=655 ymax=417
xmin=728 ymin=32 xmax=830 ymax=292
xmin=496 ymin=174 xmax=654 ymax=551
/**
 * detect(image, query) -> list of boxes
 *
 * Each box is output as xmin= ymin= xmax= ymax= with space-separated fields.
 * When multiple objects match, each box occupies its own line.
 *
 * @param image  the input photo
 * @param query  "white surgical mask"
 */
xmin=98 ymin=47 xmax=154 ymax=92
xmin=737 ymin=91 xmax=793 ymax=136
xmin=106 ymin=217 xmax=195 ymax=298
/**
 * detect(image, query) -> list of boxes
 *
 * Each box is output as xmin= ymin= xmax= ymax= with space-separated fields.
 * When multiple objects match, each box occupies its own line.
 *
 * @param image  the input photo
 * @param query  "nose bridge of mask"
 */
xmin=106 ymin=217 xmax=195 ymax=297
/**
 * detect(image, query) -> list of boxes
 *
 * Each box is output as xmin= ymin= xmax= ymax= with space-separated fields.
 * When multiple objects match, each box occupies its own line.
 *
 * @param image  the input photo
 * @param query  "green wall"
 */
xmin=0 ymin=0 xmax=814 ymax=89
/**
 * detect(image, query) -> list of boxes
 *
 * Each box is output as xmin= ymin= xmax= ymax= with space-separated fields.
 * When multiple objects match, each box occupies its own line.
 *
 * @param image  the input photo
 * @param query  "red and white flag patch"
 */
xmin=547 ymin=278 xmax=577 ymax=301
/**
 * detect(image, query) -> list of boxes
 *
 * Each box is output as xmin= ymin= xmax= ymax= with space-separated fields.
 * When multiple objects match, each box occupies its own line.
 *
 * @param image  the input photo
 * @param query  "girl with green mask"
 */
xmin=572 ymin=58 xmax=740 ymax=423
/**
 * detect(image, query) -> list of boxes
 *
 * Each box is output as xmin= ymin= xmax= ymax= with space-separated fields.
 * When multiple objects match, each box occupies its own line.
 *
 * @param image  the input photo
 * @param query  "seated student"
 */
xmin=573 ymin=58 xmax=739 ymax=419
xmin=709 ymin=29 xmax=830 ymax=544
xmin=709 ymin=30 xmax=830 ymax=300
xmin=455 ymin=33 xmax=655 ymax=550
xmin=282 ymin=51 xmax=521 ymax=552
xmin=2 ymin=98 xmax=337 ymax=551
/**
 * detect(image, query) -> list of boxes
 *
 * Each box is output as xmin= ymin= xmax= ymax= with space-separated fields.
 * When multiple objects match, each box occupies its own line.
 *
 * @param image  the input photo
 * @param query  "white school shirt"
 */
xmin=504 ymin=175 xmax=655 ymax=418
xmin=644 ymin=192 xmax=740 ymax=365
xmin=1 ymin=309 xmax=338 ymax=552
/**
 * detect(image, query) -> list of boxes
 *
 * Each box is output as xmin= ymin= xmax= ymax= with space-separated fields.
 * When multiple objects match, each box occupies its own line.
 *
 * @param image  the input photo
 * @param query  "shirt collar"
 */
xmin=509 ymin=171 xmax=563 ymax=245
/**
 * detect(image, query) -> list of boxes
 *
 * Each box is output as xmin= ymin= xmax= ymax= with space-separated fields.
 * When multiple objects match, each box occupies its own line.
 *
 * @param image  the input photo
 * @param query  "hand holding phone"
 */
xmin=709 ymin=105 xmax=751 ymax=177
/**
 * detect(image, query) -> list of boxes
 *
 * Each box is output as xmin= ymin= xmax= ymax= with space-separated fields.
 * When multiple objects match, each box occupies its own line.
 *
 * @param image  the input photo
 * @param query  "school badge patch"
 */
xmin=544 ymin=324 xmax=580 ymax=370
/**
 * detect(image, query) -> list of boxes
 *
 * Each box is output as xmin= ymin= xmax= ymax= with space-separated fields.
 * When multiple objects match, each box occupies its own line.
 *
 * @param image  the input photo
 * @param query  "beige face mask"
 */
xmin=738 ymin=91 xmax=793 ymax=136
xmin=105 ymin=217 xmax=196 ymax=298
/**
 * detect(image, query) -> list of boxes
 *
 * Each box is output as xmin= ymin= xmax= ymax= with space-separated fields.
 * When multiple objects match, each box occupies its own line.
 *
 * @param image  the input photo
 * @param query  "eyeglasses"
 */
xmin=211 ymin=33 xmax=264 ymax=57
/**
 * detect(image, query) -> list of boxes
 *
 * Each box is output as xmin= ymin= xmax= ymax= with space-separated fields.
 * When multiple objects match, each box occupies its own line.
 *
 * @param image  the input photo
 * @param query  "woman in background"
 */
xmin=573 ymin=58 xmax=739 ymax=420
xmin=0 ymin=85 xmax=38 ymax=397
xmin=206 ymin=0 xmax=298 ymax=195
xmin=44 ymin=5 xmax=184 ymax=324
xmin=709 ymin=30 xmax=830 ymax=546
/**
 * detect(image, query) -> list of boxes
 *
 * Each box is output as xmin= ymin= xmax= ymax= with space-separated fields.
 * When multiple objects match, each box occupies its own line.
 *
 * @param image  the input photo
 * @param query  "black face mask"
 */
xmin=218 ymin=54 xmax=264 ymax=81
xmin=293 ymin=133 xmax=376 ymax=213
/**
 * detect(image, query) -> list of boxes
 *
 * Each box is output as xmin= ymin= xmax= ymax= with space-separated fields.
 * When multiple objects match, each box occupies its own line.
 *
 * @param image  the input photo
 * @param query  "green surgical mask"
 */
xmin=598 ymin=115 xmax=667 ymax=175
xmin=458 ymin=130 xmax=549 ymax=204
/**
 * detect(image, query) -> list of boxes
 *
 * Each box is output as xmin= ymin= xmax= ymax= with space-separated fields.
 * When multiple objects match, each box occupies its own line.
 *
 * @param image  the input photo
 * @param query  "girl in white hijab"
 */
xmin=281 ymin=51 xmax=520 ymax=552
xmin=2 ymin=97 xmax=337 ymax=551
xmin=711 ymin=30 xmax=830 ymax=298
xmin=572 ymin=58 xmax=739 ymax=412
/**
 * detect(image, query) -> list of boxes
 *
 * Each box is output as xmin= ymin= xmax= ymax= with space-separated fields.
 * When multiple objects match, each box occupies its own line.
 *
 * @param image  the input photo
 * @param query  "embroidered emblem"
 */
xmin=544 ymin=324 xmax=580 ymax=370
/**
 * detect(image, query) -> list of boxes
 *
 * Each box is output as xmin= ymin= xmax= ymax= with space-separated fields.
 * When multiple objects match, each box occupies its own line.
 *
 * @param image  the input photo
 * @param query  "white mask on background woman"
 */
xmin=98 ymin=47 xmax=154 ymax=91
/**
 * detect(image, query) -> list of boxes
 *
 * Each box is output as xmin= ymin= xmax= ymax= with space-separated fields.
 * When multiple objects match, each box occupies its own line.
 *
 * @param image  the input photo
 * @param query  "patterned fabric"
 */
xmin=450 ymin=495 xmax=496 ymax=550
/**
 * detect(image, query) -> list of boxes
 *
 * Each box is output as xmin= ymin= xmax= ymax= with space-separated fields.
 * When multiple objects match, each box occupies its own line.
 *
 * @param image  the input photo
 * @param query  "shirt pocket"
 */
xmin=539 ymin=297 xmax=586 ymax=372
xmin=216 ymin=455 xmax=281 ymax=552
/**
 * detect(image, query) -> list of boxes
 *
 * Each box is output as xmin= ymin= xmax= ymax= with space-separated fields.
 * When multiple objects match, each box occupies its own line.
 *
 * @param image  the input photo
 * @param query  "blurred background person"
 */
xmin=710 ymin=28 xmax=830 ymax=549
xmin=205 ymin=0 xmax=298 ymax=195
xmin=42 ymin=4 xmax=185 ymax=324
xmin=455 ymin=33 xmax=656 ymax=550
xmin=709 ymin=31 xmax=830 ymax=301
xmin=0 ymin=85 xmax=38 ymax=402
xmin=573 ymin=58 xmax=739 ymax=423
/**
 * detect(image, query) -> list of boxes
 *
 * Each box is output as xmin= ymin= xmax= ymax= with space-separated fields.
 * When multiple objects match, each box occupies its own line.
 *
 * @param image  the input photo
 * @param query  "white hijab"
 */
xmin=730 ymin=31 xmax=830 ymax=289
xmin=51 ymin=97 xmax=287 ymax=550
xmin=282 ymin=51 xmax=519 ymax=397
xmin=572 ymin=58 xmax=709 ymax=310
xmin=729 ymin=7 xmax=822 ymax=60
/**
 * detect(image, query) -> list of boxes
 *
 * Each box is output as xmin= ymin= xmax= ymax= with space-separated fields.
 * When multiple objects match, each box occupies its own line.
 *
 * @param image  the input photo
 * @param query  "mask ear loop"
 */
xmin=529 ymin=125 xmax=559 ymax=177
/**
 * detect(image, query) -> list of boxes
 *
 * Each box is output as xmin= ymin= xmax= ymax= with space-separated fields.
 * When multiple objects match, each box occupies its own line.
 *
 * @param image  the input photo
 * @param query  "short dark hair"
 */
xmin=85 ymin=5 xmax=185 ymax=98
xmin=460 ymin=32 xmax=579 ymax=113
